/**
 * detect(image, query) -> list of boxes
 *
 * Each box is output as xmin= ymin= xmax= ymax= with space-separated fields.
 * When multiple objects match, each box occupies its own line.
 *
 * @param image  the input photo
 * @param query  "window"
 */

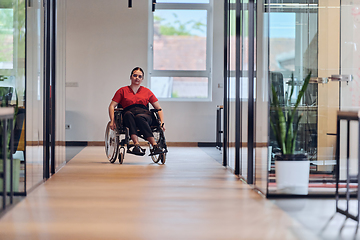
xmin=149 ymin=1 xmax=212 ymax=100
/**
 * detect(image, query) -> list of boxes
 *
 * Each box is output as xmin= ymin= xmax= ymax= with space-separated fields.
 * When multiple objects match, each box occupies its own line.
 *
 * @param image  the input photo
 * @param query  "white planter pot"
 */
xmin=275 ymin=160 xmax=310 ymax=195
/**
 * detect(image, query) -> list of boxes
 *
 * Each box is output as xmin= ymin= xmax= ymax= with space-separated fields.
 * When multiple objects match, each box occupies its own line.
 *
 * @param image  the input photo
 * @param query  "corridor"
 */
xmin=0 ymin=147 xmax=316 ymax=239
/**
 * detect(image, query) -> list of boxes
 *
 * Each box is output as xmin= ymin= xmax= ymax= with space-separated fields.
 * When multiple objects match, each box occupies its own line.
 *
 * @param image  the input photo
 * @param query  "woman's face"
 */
xmin=130 ymin=70 xmax=144 ymax=86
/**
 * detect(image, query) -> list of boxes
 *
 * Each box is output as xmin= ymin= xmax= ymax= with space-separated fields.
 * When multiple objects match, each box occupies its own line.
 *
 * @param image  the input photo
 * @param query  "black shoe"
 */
xmin=149 ymin=145 xmax=164 ymax=156
xmin=127 ymin=145 xmax=146 ymax=156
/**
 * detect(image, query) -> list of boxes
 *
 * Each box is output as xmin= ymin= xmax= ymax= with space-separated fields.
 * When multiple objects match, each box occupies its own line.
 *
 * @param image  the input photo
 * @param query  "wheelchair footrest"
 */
xmin=149 ymin=145 xmax=167 ymax=156
xmin=127 ymin=145 xmax=146 ymax=156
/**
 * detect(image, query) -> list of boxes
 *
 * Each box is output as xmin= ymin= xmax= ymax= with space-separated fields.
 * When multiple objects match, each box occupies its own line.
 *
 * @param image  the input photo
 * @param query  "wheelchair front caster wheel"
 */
xmin=119 ymin=147 xmax=125 ymax=164
xmin=151 ymin=152 xmax=166 ymax=164
xmin=160 ymin=153 xmax=166 ymax=164
xmin=151 ymin=153 xmax=160 ymax=163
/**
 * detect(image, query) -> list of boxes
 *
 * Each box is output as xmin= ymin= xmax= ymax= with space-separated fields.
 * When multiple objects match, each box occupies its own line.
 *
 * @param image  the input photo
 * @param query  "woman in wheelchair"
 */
xmin=108 ymin=67 xmax=166 ymax=157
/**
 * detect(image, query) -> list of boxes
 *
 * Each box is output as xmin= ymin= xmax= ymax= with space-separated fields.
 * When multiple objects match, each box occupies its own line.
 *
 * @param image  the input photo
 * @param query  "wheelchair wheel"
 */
xmin=160 ymin=153 xmax=166 ymax=164
xmin=150 ymin=131 xmax=161 ymax=163
xmin=119 ymin=147 xmax=125 ymax=164
xmin=151 ymin=154 xmax=160 ymax=163
xmin=105 ymin=121 xmax=118 ymax=163
xmin=150 ymin=131 xmax=167 ymax=164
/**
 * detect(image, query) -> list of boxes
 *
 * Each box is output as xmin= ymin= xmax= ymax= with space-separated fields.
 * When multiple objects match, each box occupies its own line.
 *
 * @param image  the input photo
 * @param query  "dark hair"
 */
xmin=130 ymin=67 xmax=144 ymax=78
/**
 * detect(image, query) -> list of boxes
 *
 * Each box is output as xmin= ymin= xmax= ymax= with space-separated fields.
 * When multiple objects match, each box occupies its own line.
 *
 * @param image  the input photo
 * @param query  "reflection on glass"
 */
xmin=153 ymin=10 xmax=207 ymax=71
xmin=0 ymin=0 xmax=26 ymax=198
xmin=0 ymin=9 xmax=13 ymax=70
xmin=268 ymin=0 xmax=323 ymax=195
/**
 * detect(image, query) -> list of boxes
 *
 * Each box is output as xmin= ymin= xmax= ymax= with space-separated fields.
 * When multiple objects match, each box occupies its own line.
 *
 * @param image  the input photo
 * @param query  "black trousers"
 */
xmin=123 ymin=106 xmax=153 ymax=139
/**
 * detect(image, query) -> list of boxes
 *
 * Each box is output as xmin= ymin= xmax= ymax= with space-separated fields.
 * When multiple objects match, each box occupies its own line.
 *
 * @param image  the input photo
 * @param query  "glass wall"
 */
xmin=224 ymin=0 xmax=360 ymax=197
xmin=265 ymin=0 xmax=360 ymax=196
xmin=26 ymin=0 xmax=66 ymax=191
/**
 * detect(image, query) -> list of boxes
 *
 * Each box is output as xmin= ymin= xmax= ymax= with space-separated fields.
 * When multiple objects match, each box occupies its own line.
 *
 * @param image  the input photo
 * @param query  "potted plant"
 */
xmin=270 ymin=72 xmax=311 ymax=195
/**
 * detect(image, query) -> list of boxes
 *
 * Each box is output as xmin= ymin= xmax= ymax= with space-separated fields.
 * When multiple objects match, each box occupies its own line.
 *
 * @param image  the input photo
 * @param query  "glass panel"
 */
xmin=340 ymin=0 xmax=360 ymax=112
xmin=12 ymin=0 xmax=25 ymax=194
xmin=229 ymin=4 xmax=236 ymax=72
xmin=339 ymin=1 xmax=360 ymax=199
xmin=255 ymin=0 xmax=270 ymax=194
xmin=241 ymin=3 xmax=249 ymax=180
xmin=153 ymin=10 xmax=207 ymax=71
xmin=150 ymin=77 xmax=208 ymax=98
xmin=55 ymin=0 xmax=66 ymax=170
xmin=268 ymin=0 xmax=320 ymax=195
xmin=227 ymin=3 xmax=236 ymax=172
xmin=26 ymin=0 xmax=43 ymax=192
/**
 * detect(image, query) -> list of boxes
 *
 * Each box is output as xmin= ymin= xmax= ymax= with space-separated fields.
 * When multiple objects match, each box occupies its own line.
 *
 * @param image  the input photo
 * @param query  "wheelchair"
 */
xmin=105 ymin=105 xmax=167 ymax=164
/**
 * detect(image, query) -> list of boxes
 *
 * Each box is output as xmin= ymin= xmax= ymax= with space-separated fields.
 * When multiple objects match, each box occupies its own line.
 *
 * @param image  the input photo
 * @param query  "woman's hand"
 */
xmin=110 ymin=120 xmax=116 ymax=131
xmin=151 ymin=101 xmax=165 ymax=132
xmin=109 ymin=101 xmax=118 ymax=131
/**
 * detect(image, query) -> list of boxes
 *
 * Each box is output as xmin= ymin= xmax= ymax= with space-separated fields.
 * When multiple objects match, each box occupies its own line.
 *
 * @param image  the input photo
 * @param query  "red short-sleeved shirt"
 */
xmin=112 ymin=86 xmax=158 ymax=109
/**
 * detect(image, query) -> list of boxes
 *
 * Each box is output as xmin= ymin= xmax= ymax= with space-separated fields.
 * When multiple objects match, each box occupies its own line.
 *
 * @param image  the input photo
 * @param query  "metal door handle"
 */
xmin=328 ymin=75 xmax=353 ymax=82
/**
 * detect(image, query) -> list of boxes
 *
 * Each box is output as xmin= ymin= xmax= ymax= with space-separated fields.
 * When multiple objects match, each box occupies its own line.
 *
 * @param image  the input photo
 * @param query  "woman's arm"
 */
xmin=151 ymin=101 xmax=165 ymax=131
xmin=109 ymin=101 xmax=118 ymax=130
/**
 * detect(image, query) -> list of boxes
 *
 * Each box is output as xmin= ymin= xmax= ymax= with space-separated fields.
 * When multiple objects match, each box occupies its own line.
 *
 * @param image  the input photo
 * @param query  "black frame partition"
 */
xmin=223 ymin=0 xmax=257 ymax=184
xmin=235 ymin=0 xmax=241 ymax=176
xmin=223 ymin=0 xmax=228 ymax=167
xmin=247 ymin=0 xmax=255 ymax=184
xmin=50 ymin=0 xmax=56 ymax=176
xmin=43 ymin=0 xmax=56 ymax=179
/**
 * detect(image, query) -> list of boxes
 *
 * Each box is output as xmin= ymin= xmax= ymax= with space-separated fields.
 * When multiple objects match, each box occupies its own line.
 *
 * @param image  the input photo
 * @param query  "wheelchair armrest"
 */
xmin=114 ymin=108 xmax=123 ymax=112
xmin=150 ymin=108 xmax=161 ymax=113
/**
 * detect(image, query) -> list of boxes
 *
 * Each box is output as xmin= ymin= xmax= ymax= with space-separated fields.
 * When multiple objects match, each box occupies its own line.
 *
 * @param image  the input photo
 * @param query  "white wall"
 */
xmin=65 ymin=0 xmax=224 ymax=143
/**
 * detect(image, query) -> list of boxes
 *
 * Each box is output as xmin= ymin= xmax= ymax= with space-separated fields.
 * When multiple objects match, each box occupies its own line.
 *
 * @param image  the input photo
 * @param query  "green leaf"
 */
xmin=270 ymin=71 xmax=311 ymax=155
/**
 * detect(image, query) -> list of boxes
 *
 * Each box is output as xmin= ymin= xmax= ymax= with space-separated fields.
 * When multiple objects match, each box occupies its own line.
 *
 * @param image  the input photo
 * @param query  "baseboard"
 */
xmin=65 ymin=141 xmax=88 ymax=146
xmin=198 ymin=142 xmax=217 ymax=147
xmin=167 ymin=142 xmax=198 ymax=147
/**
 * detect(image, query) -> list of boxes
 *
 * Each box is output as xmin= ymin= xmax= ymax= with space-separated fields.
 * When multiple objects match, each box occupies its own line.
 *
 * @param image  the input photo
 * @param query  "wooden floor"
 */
xmin=0 ymin=147 xmax=318 ymax=240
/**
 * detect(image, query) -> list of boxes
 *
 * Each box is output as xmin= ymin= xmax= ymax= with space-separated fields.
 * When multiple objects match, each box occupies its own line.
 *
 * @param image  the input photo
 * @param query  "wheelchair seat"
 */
xmin=105 ymin=104 xmax=167 ymax=164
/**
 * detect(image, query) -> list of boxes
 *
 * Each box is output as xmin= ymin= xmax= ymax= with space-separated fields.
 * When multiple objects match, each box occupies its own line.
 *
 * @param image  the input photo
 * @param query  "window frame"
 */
xmin=148 ymin=1 xmax=213 ymax=101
